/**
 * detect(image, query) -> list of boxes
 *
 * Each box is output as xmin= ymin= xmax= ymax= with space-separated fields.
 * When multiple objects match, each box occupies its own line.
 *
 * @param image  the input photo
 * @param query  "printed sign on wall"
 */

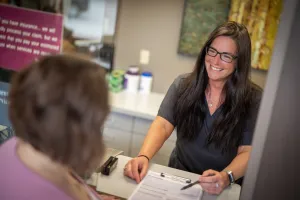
xmin=0 ymin=4 xmax=63 ymax=71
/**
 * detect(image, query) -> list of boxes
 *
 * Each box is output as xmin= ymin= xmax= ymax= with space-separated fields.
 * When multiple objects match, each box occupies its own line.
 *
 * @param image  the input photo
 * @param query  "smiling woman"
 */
xmin=174 ymin=21 xmax=258 ymax=152
xmin=123 ymin=21 xmax=263 ymax=196
xmin=205 ymin=36 xmax=237 ymax=82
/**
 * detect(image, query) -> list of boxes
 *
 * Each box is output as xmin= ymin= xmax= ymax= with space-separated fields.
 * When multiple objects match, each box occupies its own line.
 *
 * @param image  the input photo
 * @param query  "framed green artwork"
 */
xmin=178 ymin=0 xmax=231 ymax=57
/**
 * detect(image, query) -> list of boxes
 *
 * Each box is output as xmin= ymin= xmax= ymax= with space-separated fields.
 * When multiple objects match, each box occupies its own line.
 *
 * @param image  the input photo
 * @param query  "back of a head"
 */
xmin=8 ymin=54 xmax=110 ymax=175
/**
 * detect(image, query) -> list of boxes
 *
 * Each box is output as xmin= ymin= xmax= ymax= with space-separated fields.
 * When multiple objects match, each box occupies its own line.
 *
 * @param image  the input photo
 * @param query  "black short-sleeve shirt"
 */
xmin=158 ymin=75 xmax=262 ymax=174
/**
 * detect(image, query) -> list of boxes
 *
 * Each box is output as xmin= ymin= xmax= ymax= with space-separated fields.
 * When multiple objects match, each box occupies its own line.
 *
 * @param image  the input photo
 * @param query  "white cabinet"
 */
xmin=103 ymin=112 xmax=134 ymax=156
xmin=103 ymin=127 xmax=131 ymax=156
xmin=132 ymin=117 xmax=152 ymax=135
xmin=103 ymin=111 xmax=176 ymax=166
xmin=133 ymin=117 xmax=177 ymax=142
xmin=131 ymin=134 xmax=175 ymax=166
xmin=105 ymin=112 xmax=133 ymax=132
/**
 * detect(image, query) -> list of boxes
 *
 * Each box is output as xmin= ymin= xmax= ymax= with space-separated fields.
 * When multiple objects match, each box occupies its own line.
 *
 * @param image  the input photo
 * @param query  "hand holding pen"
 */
xmin=180 ymin=172 xmax=215 ymax=190
xmin=181 ymin=169 xmax=230 ymax=195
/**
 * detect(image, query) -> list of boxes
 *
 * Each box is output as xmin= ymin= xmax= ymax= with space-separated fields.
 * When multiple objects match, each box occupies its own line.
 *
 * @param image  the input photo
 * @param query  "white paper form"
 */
xmin=128 ymin=171 xmax=203 ymax=200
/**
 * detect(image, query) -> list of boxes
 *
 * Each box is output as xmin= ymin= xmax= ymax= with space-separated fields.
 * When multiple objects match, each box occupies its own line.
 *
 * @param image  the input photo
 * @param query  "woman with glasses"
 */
xmin=123 ymin=21 xmax=262 ymax=195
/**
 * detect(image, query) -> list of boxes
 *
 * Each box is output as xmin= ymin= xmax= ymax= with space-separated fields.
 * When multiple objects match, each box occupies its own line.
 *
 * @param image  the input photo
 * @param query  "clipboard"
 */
xmin=160 ymin=172 xmax=192 ymax=184
xmin=128 ymin=170 xmax=203 ymax=200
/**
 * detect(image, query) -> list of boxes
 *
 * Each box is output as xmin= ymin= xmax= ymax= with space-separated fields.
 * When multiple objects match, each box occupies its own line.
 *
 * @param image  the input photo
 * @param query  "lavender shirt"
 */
xmin=0 ymin=137 xmax=99 ymax=200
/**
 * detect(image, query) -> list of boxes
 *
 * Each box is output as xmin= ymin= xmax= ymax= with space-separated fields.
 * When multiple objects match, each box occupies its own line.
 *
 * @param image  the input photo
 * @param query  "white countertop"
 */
xmin=109 ymin=91 xmax=165 ymax=120
xmin=96 ymin=155 xmax=241 ymax=200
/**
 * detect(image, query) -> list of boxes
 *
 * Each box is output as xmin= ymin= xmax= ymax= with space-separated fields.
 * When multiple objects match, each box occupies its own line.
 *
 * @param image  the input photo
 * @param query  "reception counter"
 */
xmin=95 ymin=155 xmax=241 ymax=200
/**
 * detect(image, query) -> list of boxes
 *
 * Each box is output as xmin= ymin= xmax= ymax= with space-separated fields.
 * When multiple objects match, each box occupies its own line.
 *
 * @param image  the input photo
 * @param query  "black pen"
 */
xmin=181 ymin=180 xmax=200 ymax=190
xmin=181 ymin=173 xmax=215 ymax=190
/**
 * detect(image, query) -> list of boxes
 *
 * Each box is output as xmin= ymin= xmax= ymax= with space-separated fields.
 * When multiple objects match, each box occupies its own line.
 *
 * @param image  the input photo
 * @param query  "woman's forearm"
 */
xmin=138 ymin=116 xmax=174 ymax=159
xmin=223 ymin=151 xmax=250 ymax=181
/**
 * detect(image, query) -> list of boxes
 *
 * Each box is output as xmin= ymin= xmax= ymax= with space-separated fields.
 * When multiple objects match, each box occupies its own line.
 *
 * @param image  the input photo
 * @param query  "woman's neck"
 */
xmin=16 ymin=138 xmax=91 ymax=200
xmin=208 ymin=80 xmax=225 ymax=95
xmin=16 ymin=138 xmax=70 ymax=186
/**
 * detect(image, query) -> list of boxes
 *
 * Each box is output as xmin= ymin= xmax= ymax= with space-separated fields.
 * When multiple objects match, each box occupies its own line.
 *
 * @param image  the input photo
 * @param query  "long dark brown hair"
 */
xmin=174 ymin=21 xmax=261 ymax=153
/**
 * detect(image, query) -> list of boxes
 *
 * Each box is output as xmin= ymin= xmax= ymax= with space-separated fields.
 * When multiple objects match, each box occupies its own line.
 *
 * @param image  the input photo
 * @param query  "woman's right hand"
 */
xmin=123 ymin=156 xmax=149 ymax=183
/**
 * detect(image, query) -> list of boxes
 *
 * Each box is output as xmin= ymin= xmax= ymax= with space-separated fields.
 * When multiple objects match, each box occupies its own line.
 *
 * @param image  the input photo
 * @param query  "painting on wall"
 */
xmin=178 ymin=0 xmax=283 ymax=71
xmin=178 ymin=0 xmax=231 ymax=57
xmin=229 ymin=0 xmax=283 ymax=71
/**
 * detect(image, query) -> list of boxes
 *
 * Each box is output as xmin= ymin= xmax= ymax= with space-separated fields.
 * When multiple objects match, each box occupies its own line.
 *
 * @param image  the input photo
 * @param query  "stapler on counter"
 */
xmin=100 ymin=156 xmax=118 ymax=176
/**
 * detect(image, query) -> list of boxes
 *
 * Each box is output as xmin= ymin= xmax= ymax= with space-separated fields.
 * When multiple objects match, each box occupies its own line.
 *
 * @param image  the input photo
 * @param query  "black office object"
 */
xmin=100 ymin=156 xmax=118 ymax=176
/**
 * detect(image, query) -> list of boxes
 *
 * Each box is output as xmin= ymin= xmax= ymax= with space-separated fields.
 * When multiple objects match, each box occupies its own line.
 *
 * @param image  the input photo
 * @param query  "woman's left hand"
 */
xmin=199 ymin=169 xmax=230 ymax=195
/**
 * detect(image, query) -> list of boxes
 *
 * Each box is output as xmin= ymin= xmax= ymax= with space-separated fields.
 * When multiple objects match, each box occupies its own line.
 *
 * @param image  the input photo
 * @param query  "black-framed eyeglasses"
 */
xmin=206 ymin=46 xmax=238 ymax=63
